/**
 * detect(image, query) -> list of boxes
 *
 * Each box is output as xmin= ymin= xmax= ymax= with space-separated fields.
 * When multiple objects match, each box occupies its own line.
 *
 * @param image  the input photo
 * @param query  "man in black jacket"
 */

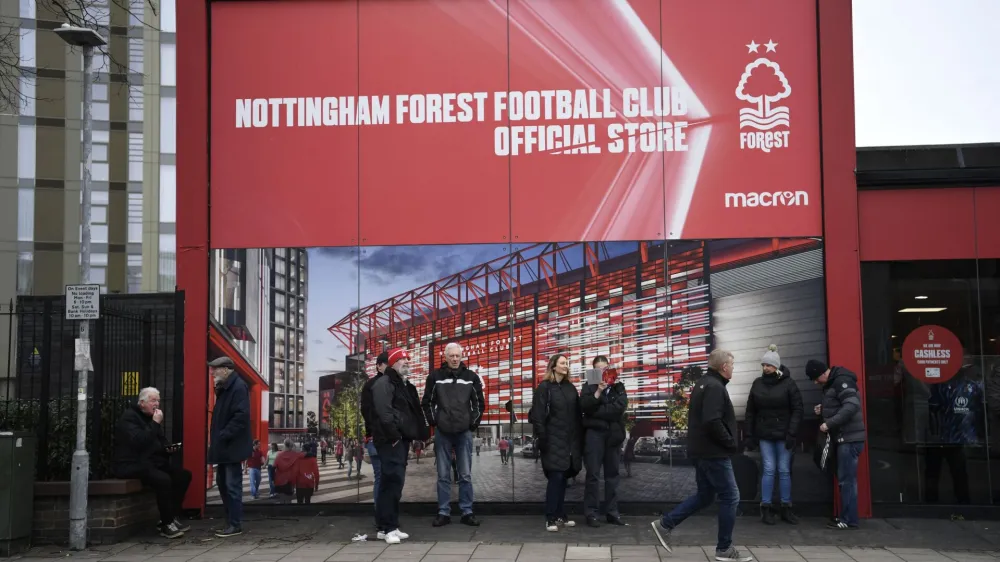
xmin=580 ymin=355 xmax=628 ymax=527
xmin=372 ymin=348 xmax=430 ymax=544
xmin=652 ymin=349 xmax=751 ymax=562
xmin=112 ymin=387 xmax=191 ymax=539
xmin=207 ymin=356 xmax=252 ymax=538
xmin=361 ymin=351 xmax=389 ymax=515
xmin=807 ymin=359 xmax=867 ymax=530
xmin=422 ymin=342 xmax=485 ymax=527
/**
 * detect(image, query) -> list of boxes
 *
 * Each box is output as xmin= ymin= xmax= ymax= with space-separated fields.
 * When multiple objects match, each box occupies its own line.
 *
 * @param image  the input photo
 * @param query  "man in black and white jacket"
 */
xmin=422 ymin=342 xmax=486 ymax=527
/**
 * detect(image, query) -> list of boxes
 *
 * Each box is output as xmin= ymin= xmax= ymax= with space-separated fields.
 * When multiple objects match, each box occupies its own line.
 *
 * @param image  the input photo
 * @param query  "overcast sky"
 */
xmin=853 ymin=0 xmax=1000 ymax=147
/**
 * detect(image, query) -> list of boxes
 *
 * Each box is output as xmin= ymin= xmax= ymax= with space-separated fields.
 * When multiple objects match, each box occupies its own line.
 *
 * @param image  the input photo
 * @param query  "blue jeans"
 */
xmin=836 ymin=442 xmax=864 ymax=526
xmin=215 ymin=463 xmax=244 ymax=529
xmin=347 ymin=457 xmax=354 ymax=479
xmin=267 ymin=465 xmax=276 ymax=496
xmin=367 ymin=442 xmax=382 ymax=508
xmin=661 ymin=458 xmax=739 ymax=552
xmin=759 ymin=440 xmax=792 ymax=505
xmin=434 ymin=430 xmax=474 ymax=516
xmin=248 ymin=467 xmax=261 ymax=498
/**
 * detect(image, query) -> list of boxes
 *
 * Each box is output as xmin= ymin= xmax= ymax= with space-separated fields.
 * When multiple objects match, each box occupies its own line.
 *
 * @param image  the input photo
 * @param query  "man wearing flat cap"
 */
xmin=208 ymin=356 xmax=252 ymax=538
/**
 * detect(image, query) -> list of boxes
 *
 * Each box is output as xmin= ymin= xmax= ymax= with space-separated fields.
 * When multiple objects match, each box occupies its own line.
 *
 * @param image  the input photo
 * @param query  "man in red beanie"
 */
xmin=370 ymin=348 xmax=429 ymax=544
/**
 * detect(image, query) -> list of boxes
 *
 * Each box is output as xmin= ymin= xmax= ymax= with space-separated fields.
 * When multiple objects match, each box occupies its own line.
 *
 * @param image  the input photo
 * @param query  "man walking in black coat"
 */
xmin=208 ymin=356 xmax=252 ymax=538
xmin=112 ymin=387 xmax=191 ymax=539
xmin=652 ymin=349 xmax=752 ymax=562
xmin=580 ymin=355 xmax=628 ymax=527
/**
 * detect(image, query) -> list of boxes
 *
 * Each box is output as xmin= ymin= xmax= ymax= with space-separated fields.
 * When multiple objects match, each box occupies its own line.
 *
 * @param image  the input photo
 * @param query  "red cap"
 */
xmin=386 ymin=348 xmax=409 ymax=368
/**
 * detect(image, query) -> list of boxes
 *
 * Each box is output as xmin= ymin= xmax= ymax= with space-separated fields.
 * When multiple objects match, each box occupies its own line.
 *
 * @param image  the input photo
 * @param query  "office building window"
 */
xmin=160 ymin=44 xmax=176 ymax=87
xmin=19 ymin=76 xmax=35 ymax=116
xmin=16 ymin=253 xmax=33 ymax=295
xmin=128 ymin=0 xmax=145 ymax=27
xmin=19 ymin=29 xmax=35 ymax=68
xmin=17 ymin=188 xmax=33 ymax=242
xmin=160 ymin=97 xmax=176 ymax=153
xmin=90 ymin=267 xmax=106 ymax=286
xmin=18 ymin=125 xmax=35 ymax=179
xmin=160 ymin=165 xmax=176 ymax=222
xmin=129 ymin=85 xmax=143 ymax=122
xmin=20 ymin=0 xmax=36 ymax=18
xmin=161 ymin=0 xmax=176 ymax=32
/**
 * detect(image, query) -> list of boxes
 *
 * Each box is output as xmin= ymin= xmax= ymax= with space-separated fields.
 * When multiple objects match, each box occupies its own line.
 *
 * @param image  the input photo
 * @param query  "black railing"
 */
xmin=0 ymin=292 xmax=184 ymax=481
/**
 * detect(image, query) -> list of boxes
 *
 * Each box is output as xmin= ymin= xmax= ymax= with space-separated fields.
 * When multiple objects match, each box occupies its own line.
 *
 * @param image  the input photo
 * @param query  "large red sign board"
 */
xmin=901 ymin=325 xmax=963 ymax=384
xmin=210 ymin=0 xmax=821 ymax=249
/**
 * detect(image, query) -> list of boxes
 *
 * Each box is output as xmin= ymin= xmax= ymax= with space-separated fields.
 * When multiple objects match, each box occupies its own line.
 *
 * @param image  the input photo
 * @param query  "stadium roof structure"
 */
xmin=326 ymin=241 xmax=663 ymax=350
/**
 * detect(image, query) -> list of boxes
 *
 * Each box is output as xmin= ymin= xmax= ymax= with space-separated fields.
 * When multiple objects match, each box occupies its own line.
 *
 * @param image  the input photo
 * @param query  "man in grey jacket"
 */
xmin=807 ymin=360 xmax=866 ymax=530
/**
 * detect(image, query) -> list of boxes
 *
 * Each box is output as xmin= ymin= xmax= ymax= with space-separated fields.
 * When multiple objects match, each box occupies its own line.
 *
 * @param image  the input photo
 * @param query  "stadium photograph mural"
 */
xmin=205 ymin=239 xmax=832 ymax=506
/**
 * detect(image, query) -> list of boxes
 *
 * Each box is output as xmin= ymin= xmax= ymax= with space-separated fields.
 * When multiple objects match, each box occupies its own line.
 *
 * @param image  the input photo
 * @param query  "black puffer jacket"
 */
xmin=686 ymin=369 xmax=739 ymax=459
xmin=745 ymin=365 xmax=803 ymax=442
xmin=580 ymin=382 xmax=628 ymax=446
xmin=371 ymin=368 xmax=430 ymax=445
xmin=820 ymin=367 xmax=866 ymax=444
xmin=529 ymin=378 xmax=583 ymax=475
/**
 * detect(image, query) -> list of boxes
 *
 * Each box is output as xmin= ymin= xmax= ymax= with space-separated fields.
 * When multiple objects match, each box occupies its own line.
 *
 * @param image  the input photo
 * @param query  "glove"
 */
xmin=785 ymin=436 xmax=796 ymax=451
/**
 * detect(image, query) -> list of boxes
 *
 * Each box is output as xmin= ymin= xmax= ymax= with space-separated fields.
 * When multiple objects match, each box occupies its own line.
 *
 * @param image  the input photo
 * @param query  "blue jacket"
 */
xmin=208 ymin=374 xmax=253 ymax=464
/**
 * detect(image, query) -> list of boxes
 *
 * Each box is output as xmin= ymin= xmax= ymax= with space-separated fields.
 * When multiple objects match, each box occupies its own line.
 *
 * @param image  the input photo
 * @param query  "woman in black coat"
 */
xmin=745 ymin=345 xmax=803 ymax=525
xmin=529 ymin=354 xmax=583 ymax=532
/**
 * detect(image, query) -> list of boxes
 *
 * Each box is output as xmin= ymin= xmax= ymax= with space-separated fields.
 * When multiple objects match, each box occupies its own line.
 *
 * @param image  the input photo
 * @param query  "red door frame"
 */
xmin=178 ymin=0 xmax=863 ymax=515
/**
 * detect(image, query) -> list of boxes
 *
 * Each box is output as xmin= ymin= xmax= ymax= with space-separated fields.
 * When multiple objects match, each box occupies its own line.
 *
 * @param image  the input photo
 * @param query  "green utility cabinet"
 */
xmin=0 ymin=432 xmax=36 ymax=557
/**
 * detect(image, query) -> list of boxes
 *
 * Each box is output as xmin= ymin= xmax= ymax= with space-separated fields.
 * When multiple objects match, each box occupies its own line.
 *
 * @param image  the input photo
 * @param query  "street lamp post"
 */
xmin=54 ymin=23 xmax=107 ymax=552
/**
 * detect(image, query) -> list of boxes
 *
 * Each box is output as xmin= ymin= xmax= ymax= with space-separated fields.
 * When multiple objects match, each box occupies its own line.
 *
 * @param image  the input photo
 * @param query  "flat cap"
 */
xmin=208 ymin=356 xmax=235 ymax=368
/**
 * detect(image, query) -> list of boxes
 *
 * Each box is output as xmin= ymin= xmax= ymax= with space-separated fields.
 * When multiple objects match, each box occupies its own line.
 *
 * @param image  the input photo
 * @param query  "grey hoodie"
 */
xmin=820 ymin=367 xmax=867 ymax=444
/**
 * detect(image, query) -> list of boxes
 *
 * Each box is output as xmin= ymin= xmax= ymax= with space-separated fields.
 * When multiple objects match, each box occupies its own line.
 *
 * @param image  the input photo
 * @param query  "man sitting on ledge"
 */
xmin=112 ymin=387 xmax=192 ymax=539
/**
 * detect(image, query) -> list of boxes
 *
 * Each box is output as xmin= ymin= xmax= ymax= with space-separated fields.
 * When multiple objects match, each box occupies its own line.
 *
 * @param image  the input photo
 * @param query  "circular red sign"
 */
xmin=901 ymin=325 xmax=964 ymax=383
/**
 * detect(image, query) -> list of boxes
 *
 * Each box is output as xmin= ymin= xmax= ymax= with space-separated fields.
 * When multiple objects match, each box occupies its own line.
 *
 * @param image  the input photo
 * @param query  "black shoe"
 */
xmin=460 ymin=514 xmax=481 ymax=527
xmin=760 ymin=503 xmax=776 ymax=525
xmin=780 ymin=504 xmax=799 ymax=525
xmin=171 ymin=517 xmax=191 ymax=533
xmin=605 ymin=515 xmax=626 ymax=526
xmin=827 ymin=519 xmax=858 ymax=530
xmin=159 ymin=521 xmax=184 ymax=539
xmin=433 ymin=514 xmax=451 ymax=527
xmin=215 ymin=526 xmax=242 ymax=538
xmin=586 ymin=516 xmax=600 ymax=528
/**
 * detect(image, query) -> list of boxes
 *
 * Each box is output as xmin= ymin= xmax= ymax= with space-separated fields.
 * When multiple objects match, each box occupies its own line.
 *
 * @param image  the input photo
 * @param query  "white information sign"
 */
xmin=65 ymin=284 xmax=101 ymax=320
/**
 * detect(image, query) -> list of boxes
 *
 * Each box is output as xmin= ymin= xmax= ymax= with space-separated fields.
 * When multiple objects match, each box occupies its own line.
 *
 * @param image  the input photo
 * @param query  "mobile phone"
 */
xmin=602 ymin=368 xmax=619 ymax=385
xmin=585 ymin=368 xmax=603 ymax=385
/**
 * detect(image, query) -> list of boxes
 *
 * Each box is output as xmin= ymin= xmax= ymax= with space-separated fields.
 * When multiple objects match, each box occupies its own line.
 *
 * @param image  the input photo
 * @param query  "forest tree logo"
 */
xmin=737 ymin=40 xmax=792 ymax=153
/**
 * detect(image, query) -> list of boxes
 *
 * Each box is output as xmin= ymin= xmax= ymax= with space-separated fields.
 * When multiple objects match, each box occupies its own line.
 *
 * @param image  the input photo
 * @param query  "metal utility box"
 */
xmin=0 ymin=432 xmax=36 ymax=557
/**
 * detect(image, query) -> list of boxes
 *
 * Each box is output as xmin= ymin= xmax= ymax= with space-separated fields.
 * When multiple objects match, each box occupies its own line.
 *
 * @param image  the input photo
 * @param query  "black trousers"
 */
xmin=583 ymin=430 xmax=621 ymax=518
xmin=375 ymin=441 xmax=408 ymax=532
xmin=121 ymin=464 xmax=192 ymax=524
xmin=296 ymin=487 xmax=314 ymax=504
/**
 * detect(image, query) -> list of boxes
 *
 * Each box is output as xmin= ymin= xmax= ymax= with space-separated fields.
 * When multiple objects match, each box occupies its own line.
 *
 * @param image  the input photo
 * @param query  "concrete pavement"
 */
xmin=14 ymin=516 xmax=1000 ymax=562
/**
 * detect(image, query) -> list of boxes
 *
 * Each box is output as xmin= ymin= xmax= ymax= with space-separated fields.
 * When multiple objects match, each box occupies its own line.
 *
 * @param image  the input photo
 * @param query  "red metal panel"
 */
xmin=975 ymin=187 xmax=1000 ymax=259
xmin=178 ymin=0 xmax=210 ymax=514
xmin=858 ymin=189 xmax=977 ymax=261
xmin=818 ymin=0 xmax=870 ymax=517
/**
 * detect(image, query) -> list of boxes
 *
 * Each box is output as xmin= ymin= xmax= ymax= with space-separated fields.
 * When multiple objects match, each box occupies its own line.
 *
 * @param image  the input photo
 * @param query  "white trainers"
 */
xmin=393 ymin=529 xmax=409 ymax=540
xmin=383 ymin=531 xmax=400 ymax=545
xmin=545 ymin=520 xmax=559 ymax=532
xmin=557 ymin=518 xmax=576 ymax=528
xmin=376 ymin=531 xmax=386 ymax=540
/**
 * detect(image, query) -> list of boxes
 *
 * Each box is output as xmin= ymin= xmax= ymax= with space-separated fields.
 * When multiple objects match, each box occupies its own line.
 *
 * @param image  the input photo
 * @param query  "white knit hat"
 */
xmin=761 ymin=344 xmax=781 ymax=369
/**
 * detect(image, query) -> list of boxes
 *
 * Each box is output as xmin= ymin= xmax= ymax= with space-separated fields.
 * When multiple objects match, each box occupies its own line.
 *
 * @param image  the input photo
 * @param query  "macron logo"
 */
xmin=725 ymin=191 xmax=809 ymax=208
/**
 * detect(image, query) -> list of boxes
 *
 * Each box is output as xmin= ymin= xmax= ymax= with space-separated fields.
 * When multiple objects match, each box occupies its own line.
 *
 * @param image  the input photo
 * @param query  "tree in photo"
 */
xmin=306 ymin=410 xmax=318 ymax=434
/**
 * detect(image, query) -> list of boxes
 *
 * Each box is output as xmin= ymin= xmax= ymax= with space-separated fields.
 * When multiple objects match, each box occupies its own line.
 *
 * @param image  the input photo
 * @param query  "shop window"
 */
xmin=862 ymin=260 xmax=992 ymax=505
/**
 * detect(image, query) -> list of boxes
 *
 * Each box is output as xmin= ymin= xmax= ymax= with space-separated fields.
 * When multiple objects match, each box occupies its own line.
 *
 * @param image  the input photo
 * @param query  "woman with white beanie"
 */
xmin=744 ymin=344 xmax=803 ymax=525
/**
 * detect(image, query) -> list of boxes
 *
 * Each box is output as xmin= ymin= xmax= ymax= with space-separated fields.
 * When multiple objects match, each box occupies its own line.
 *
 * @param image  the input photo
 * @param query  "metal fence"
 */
xmin=0 ymin=292 xmax=184 ymax=481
